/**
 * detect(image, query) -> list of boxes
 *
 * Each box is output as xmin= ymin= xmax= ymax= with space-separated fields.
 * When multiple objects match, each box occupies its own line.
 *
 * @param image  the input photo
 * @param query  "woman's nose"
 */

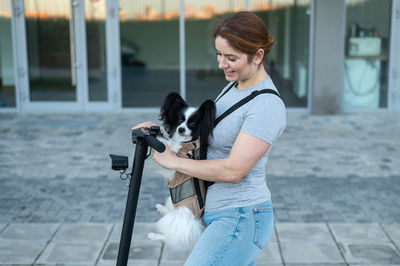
xmin=218 ymin=58 xmax=228 ymax=69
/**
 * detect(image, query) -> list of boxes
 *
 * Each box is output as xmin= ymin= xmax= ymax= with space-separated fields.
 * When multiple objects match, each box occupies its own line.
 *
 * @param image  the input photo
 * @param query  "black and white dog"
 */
xmin=148 ymin=92 xmax=216 ymax=251
xmin=158 ymin=92 xmax=216 ymax=158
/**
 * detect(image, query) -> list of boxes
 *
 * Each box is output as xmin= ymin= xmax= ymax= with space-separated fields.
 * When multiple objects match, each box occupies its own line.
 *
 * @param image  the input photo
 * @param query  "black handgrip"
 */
xmin=132 ymin=127 xmax=166 ymax=153
xmin=144 ymin=135 xmax=165 ymax=153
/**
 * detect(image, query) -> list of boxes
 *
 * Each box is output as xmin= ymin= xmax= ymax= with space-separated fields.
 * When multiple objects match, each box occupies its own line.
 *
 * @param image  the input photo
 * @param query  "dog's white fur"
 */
xmin=148 ymin=107 xmax=205 ymax=251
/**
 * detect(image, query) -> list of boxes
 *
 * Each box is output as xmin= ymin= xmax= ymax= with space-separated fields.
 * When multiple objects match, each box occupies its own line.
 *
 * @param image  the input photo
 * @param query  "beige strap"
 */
xmin=177 ymin=138 xmax=200 ymax=158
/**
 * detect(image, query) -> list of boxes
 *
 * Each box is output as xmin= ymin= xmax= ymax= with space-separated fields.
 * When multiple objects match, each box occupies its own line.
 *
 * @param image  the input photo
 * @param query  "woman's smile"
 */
xmin=224 ymin=70 xmax=235 ymax=77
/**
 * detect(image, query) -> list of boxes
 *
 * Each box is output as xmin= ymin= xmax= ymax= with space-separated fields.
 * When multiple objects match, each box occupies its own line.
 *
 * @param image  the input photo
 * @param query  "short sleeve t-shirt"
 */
xmin=206 ymin=76 xmax=286 ymax=211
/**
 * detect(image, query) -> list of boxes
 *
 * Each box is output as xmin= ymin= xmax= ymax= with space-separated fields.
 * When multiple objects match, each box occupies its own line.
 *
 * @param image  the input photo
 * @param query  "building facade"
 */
xmin=0 ymin=0 xmax=399 ymax=113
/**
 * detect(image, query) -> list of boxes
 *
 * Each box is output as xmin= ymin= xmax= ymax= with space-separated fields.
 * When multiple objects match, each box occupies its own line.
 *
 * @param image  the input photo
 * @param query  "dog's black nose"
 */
xmin=178 ymin=127 xmax=185 ymax=134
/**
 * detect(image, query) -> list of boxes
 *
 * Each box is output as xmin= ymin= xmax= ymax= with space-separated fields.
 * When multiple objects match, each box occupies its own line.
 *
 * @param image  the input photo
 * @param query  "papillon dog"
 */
xmin=147 ymin=92 xmax=216 ymax=251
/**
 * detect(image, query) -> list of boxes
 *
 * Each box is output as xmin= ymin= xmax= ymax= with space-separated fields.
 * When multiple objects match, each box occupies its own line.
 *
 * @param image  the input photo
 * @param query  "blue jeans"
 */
xmin=184 ymin=200 xmax=274 ymax=266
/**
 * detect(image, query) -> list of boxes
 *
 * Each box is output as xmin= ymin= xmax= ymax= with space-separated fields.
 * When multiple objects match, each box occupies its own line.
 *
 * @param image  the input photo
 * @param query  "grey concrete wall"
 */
xmin=311 ymin=0 xmax=346 ymax=114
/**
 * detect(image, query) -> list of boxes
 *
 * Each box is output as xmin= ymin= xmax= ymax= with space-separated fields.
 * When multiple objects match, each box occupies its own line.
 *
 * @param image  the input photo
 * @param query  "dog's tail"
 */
xmin=155 ymin=207 xmax=205 ymax=251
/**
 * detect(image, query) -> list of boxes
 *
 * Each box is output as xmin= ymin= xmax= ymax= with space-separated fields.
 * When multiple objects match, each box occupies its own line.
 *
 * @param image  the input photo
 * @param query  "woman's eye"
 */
xmin=228 ymin=58 xmax=236 ymax=62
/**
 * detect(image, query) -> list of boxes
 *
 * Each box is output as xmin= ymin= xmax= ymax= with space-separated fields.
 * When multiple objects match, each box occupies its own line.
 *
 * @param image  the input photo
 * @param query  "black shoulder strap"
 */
xmin=214 ymin=82 xmax=237 ymax=103
xmin=214 ymin=89 xmax=280 ymax=128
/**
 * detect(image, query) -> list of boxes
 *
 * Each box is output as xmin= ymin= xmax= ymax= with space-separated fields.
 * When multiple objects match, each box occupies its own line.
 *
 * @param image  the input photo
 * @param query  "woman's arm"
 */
xmin=152 ymin=132 xmax=271 ymax=184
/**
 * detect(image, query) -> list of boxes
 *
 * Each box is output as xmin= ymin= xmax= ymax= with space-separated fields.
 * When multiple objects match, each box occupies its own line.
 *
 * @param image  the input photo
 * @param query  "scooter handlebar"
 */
xmin=144 ymin=134 xmax=165 ymax=153
xmin=132 ymin=128 xmax=166 ymax=153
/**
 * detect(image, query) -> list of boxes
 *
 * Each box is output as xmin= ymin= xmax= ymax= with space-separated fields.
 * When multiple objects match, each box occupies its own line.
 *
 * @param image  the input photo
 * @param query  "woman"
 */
xmin=134 ymin=11 xmax=286 ymax=265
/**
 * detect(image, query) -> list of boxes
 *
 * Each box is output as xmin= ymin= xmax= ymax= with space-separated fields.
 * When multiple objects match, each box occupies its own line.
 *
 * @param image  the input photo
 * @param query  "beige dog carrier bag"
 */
xmin=168 ymin=139 xmax=206 ymax=218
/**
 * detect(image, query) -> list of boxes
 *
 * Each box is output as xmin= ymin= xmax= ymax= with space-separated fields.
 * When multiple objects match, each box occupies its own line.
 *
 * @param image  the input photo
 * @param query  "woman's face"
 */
xmin=215 ymin=36 xmax=257 ymax=83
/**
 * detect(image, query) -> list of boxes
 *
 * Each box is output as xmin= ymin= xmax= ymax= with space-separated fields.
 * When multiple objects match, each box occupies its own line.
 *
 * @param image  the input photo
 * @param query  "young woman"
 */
xmin=134 ymin=11 xmax=286 ymax=265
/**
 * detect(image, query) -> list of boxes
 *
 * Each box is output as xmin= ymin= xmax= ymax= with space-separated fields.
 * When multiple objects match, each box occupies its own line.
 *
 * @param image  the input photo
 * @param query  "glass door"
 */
xmin=19 ymin=0 xmax=112 ymax=112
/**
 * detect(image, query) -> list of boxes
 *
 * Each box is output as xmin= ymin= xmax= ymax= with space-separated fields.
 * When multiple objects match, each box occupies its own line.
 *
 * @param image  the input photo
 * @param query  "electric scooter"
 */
xmin=109 ymin=126 xmax=165 ymax=266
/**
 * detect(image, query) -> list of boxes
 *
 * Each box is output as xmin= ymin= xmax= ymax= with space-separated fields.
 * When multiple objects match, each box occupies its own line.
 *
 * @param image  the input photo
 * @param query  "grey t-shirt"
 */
xmin=206 ymin=77 xmax=286 ymax=211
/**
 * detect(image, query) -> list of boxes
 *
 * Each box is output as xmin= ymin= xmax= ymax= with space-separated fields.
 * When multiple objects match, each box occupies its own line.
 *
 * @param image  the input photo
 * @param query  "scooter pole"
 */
xmin=116 ymin=127 xmax=165 ymax=266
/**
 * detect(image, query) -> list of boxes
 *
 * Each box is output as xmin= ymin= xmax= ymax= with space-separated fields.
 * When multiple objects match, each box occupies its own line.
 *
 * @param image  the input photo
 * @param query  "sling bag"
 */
xmin=168 ymin=139 xmax=206 ymax=218
xmin=168 ymin=82 xmax=281 ymax=217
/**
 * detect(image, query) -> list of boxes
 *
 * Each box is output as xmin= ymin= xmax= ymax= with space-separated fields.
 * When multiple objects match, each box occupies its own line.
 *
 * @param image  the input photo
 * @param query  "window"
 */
xmin=119 ymin=0 xmax=180 ymax=107
xmin=251 ymin=0 xmax=311 ymax=108
xmin=185 ymin=0 xmax=246 ymax=105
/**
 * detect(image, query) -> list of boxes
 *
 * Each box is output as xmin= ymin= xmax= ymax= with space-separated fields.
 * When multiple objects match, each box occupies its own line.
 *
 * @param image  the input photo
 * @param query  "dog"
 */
xmin=147 ymin=92 xmax=216 ymax=251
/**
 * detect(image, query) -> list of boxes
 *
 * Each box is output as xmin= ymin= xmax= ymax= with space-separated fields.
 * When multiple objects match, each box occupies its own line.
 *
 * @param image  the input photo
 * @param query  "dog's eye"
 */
xmin=188 ymin=121 xmax=196 ymax=128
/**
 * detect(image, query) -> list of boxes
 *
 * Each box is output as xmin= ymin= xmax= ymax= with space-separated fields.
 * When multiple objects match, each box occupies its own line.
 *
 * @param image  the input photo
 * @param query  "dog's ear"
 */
xmin=159 ymin=92 xmax=188 ymax=132
xmin=198 ymin=99 xmax=216 ymax=134
xmin=198 ymin=99 xmax=216 ymax=159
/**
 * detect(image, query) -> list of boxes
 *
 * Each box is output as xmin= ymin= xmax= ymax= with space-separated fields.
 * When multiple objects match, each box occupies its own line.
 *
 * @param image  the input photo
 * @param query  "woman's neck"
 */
xmin=237 ymin=67 xmax=268 ymax=90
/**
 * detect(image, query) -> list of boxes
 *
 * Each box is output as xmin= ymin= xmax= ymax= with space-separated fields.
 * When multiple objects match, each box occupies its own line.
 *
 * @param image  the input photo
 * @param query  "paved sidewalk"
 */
xmin=0 ymin=175 xmax=399 ymax=224
xmin=1 ymin=222 xmax=399 ymax=265
xmin=0 ymin=111 xmax=399 ymax=265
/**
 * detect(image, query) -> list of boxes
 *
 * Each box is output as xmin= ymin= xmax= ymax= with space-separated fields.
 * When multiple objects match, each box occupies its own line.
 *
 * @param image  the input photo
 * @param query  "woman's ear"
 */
xmin=254 ymin=49 xmax=264 ymax=65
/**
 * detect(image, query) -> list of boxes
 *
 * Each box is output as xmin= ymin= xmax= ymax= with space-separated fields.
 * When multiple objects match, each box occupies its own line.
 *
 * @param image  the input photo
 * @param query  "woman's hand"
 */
xmin=132 ymin=121 xmax=179 ymax=169
xmin=152 ymin=142 xmax=179 ymax=169
xmin=132 ymin=121 xmax=159 ymax=131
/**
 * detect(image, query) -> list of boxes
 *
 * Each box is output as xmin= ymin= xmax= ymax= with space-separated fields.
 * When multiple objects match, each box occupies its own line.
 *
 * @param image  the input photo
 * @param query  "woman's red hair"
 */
xmin=212 ymin=11 xmax=274 ymax=62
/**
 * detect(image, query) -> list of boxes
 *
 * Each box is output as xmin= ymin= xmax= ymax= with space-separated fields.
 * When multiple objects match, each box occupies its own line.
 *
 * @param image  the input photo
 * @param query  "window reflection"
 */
xmin=0 ymin=0 xmax=16 ymax=107
xmin=251 ymin=0 xmax=310 ymax=108
xmin=185 ymin=1 xmax=246 ymax=106
xmin=186 ymin=0 xmax=310 ymax=107
xmin=85 ymin=0 xmax=107 ymax=102
xmin=24 ymin=0 xmax=76 ymax=101
xmin=119 ymin=0 xmax=180 ymax=107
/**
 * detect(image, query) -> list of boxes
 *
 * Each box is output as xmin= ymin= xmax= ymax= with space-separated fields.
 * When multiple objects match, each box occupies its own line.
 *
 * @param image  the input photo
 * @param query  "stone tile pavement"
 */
xmin=0 ymin=222 xmax=400 ymax=265
xmin=0 ymin=112 xmax=399 ymax=180
xmin=0 ymin=111 xmax=399 ymax=265
xmin=0 ymin=175 xmax=399 ymax=224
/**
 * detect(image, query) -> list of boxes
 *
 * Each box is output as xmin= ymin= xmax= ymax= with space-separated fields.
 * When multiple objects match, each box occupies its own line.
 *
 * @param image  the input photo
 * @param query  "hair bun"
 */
xmin=265 ymin=36 xmax=275 ymax=54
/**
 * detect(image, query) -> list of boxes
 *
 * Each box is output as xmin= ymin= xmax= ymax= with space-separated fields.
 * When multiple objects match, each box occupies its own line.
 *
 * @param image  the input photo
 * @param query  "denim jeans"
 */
xmin=184 ymin=200 xmax=274 ymax=266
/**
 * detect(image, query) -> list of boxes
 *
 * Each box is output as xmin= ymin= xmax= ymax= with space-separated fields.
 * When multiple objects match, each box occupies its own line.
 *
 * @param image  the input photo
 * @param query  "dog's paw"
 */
xmin=148 ymin=232 xmax=164 ymax=241
xmin=156 ymin=204 xmax=169 ymax=215
xmin=155 ymin=203 xmax=163 ymax=211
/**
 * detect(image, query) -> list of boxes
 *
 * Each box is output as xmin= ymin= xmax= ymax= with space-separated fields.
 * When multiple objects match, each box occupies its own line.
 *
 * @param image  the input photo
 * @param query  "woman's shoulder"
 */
xmin=250 ymin=88 xmax=285 ymax=110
